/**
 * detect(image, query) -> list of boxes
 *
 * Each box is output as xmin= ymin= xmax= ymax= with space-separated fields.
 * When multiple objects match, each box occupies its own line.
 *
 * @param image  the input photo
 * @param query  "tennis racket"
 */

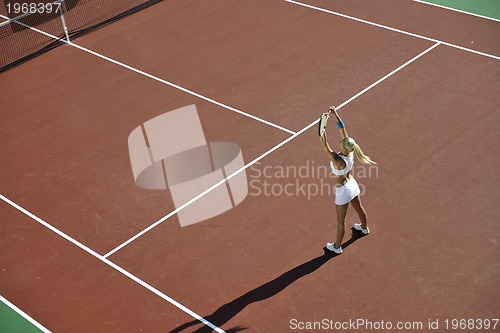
xmin=318 ymin=112 xmax=330 ymax=136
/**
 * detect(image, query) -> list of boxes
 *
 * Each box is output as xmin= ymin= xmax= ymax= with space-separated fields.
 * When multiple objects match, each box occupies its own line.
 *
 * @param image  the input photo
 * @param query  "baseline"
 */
xmin=284 ymin=0 xmax=500 ymax=60
xmin=0 ymin=295 xmax=51 ymax=333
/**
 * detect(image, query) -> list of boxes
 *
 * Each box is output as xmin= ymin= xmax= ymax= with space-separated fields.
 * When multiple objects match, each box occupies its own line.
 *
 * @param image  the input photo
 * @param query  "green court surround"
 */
xmin=421 ymin=0 xmax=500 ymax=20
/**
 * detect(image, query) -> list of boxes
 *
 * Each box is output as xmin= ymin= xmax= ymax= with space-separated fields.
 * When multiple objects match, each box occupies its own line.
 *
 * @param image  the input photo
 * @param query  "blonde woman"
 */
xmin=320 ymin=106 xmax=376 ymax=254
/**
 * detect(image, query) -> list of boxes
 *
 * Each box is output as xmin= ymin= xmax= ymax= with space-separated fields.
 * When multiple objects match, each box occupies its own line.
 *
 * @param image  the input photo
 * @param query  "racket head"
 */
xmin=318 ymin=113 xmax=329 ymax=136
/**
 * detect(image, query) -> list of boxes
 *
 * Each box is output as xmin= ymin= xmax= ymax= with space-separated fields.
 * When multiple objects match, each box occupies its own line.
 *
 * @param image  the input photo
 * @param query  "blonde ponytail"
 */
xmin=353 ymin=143 xmax=376 ymax=165
xmin=341 ymin=137 xmax=376 ymax=165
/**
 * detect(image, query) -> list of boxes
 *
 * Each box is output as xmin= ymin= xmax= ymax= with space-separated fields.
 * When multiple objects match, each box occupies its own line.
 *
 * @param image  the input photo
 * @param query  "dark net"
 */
xmin=0 ymin=0 xmax=161 ymax=73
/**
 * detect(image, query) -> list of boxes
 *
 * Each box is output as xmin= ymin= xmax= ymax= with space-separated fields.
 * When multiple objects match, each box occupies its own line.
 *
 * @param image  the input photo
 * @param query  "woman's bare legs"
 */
xmin=335 ymin=203 xmax=349 ymax=247
xmin=350 ymin=195 xmax=368 ymax=229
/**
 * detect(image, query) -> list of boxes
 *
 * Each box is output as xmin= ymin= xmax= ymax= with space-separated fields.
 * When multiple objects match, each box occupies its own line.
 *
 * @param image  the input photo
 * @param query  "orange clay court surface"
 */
xmin=1 ymin=1 xmax=499 ymax=332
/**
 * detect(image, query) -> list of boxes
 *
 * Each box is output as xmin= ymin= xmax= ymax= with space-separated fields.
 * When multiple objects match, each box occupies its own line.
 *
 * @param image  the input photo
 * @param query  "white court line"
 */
xmin=0 ymin=6 xmax=446 ymax=330
xmin=284 ymin=0 xmax=500 ymax=61
xmin=1 ymin=10 xmax=442 ymax=331
xmin=0 ymin=14 xmax=296 ymax=136
xmin=0 ymin=295 xmax=52 ymax=333
xmin=105 ymin=42 xmax=442 ymax=258
xmin=412 ymin=0 xmax=500 ymax=23
xmin=0 ymin=194 xmax=227 ymax=333
xmin=1 ymin=41 xmax=438 ymax=325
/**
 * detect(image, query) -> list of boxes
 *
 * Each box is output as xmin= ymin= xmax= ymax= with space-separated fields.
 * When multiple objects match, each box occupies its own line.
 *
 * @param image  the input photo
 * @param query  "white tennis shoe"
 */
xmin=353 ymin=223 xmax=370 ymax=235
xmin=326 ymin=242 xmax=342 ymax=254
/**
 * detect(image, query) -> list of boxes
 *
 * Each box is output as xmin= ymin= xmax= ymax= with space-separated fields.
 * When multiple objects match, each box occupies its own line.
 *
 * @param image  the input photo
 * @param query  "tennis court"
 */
xmin=1 ymin=1 xmax=499 ymax=332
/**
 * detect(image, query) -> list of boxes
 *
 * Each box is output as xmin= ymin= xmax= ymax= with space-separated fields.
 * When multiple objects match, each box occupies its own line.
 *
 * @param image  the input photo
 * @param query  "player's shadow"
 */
xmin=169 ymin=228 xmax=366 ymax=333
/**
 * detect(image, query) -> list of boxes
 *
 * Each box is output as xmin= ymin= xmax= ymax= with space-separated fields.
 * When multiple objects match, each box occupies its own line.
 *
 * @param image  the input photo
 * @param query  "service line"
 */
xmin=0 ymin=14 xmax=296 ymax=135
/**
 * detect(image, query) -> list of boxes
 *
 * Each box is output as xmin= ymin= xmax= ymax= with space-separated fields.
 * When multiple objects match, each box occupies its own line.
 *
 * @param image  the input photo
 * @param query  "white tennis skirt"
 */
xmin=334 ymin=177 xmax=361 ymax=205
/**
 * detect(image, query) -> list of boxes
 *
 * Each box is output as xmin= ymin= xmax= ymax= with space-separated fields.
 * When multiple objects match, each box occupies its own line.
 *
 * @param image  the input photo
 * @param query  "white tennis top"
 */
xmin=330 ymin=153 xmax=354 ymax=176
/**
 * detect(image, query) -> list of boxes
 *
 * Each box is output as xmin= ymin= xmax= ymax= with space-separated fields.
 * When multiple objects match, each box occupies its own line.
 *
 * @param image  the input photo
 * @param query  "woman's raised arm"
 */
xmin=329 ymin=106 xmax=348 ymax=139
